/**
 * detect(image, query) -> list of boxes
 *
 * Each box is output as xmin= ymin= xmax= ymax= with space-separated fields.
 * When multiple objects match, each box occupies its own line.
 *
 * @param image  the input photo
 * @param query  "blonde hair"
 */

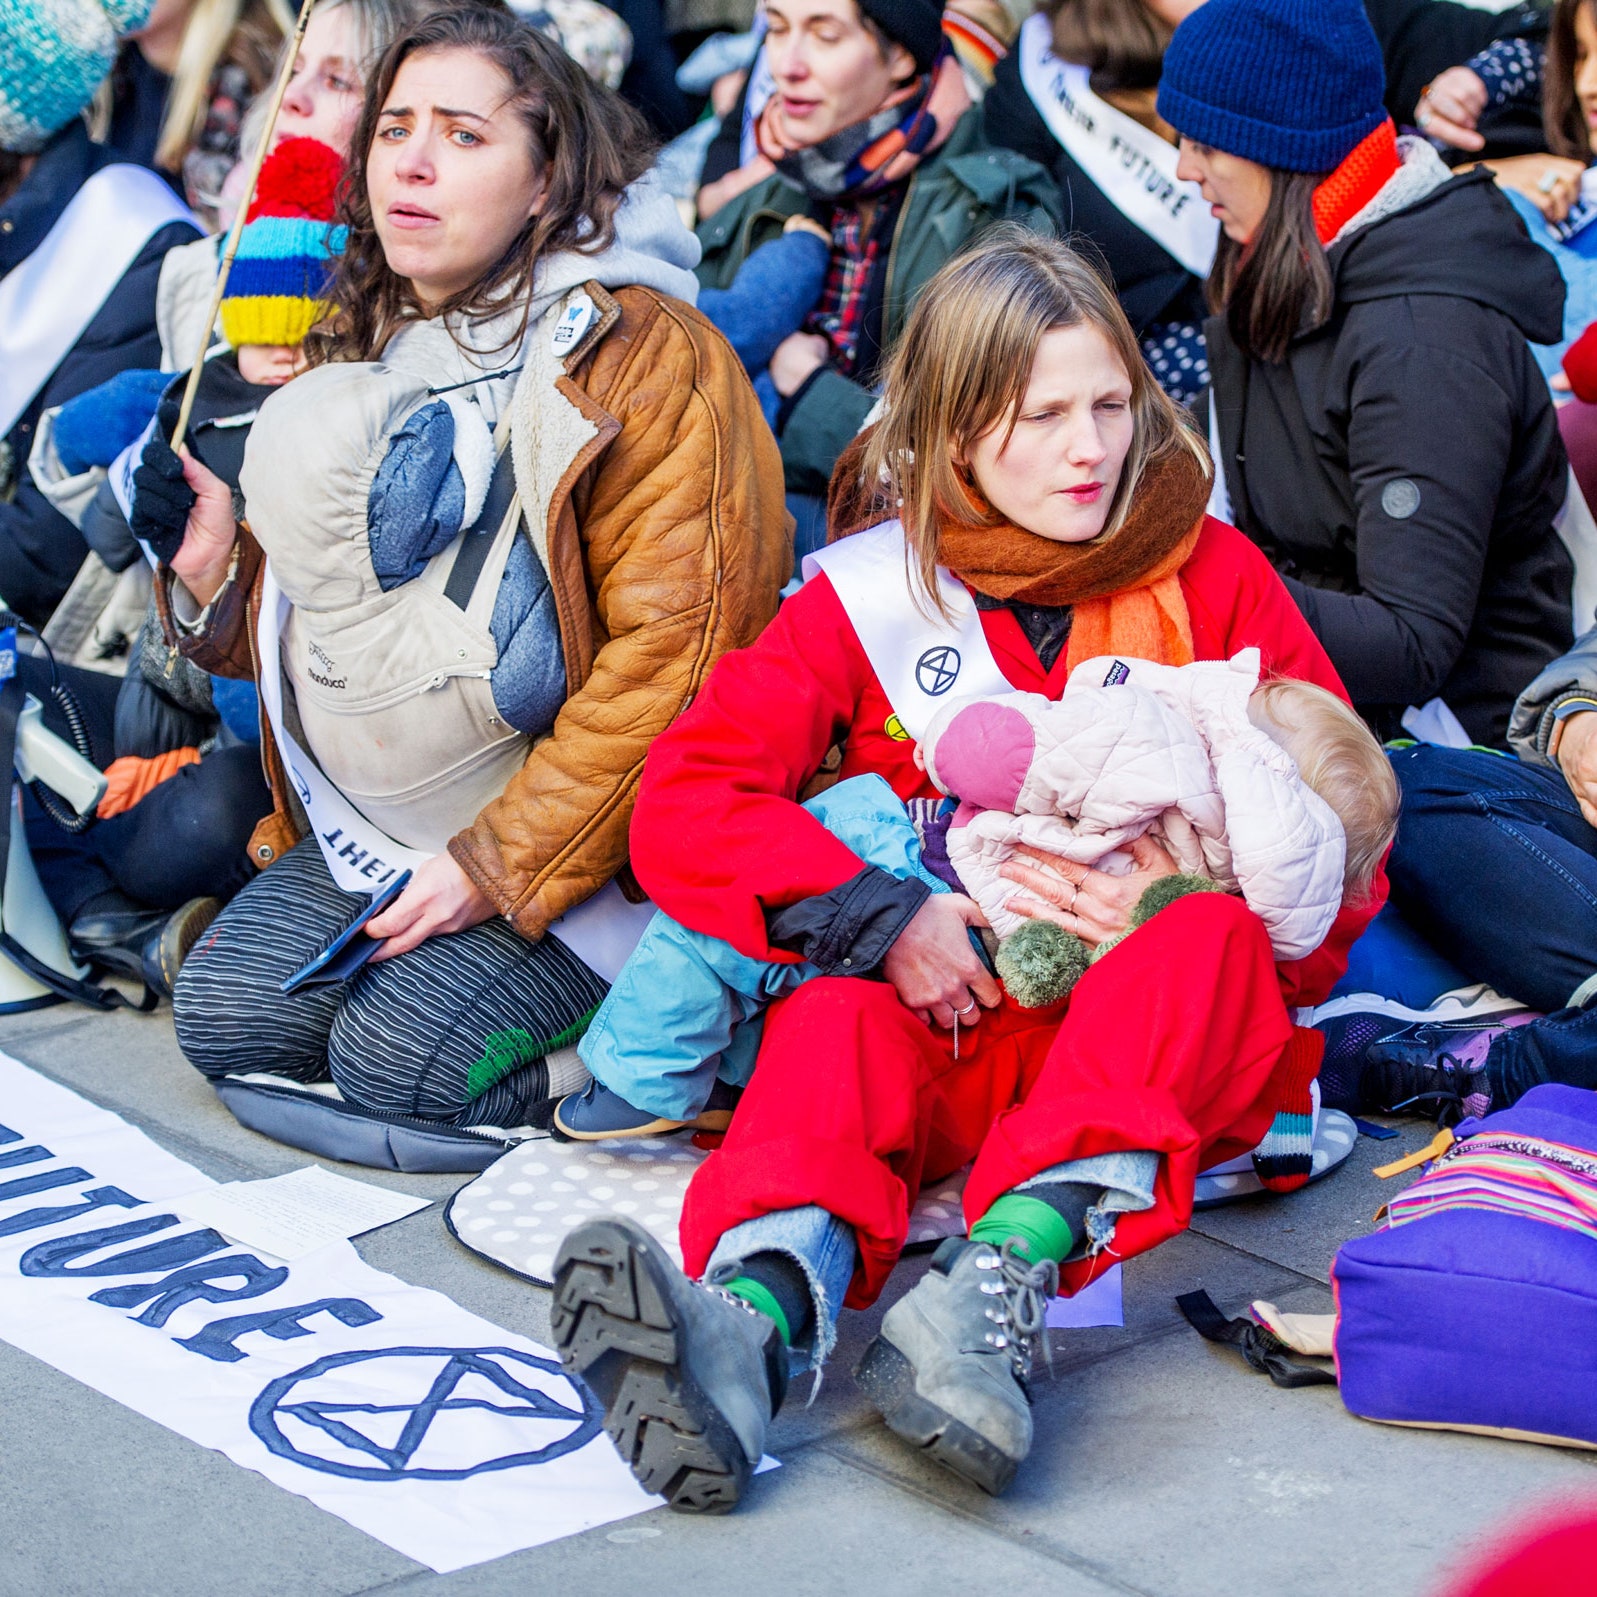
xmin=858 ymin=225 xmax=1210 ymax=613
xmin=154 ymin=0 xmax=292 ymax=173
xmin=1250 ymin=679 xmax=1398 ymax=905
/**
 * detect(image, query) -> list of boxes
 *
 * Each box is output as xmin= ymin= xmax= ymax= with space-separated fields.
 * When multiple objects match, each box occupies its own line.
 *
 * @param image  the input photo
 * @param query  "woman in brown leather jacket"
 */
xmin=134 ymin=8 xmax=790 ymax=1146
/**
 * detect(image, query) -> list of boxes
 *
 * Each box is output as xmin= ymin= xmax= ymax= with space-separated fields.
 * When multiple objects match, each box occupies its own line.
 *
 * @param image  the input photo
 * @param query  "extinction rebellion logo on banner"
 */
xmin=0 ymin=1055 xmax=654 ymax=1572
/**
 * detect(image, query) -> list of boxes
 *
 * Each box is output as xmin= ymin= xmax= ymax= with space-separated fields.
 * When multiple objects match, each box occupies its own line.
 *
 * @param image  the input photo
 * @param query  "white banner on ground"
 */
xmin=0 ymin=1053 xmax=654 ymax=1572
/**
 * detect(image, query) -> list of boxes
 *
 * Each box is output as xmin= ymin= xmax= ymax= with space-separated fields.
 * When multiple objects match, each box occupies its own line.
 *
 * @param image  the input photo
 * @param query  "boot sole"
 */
xmin=550 ymin=1218 xmax=753 ymax=1514
xmin=855 ymin=1335 xmax=1021 ymax=1497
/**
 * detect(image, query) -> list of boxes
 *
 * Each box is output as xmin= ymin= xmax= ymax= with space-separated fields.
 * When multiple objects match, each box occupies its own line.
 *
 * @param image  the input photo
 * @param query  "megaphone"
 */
xmin=0 ymin=656 xmax=108 ymax=1013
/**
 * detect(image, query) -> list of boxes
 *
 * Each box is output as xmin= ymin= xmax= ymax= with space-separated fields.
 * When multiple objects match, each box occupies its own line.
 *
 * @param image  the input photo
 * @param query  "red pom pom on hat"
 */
xmin=246 ymin=136 xmax=344 ymax=223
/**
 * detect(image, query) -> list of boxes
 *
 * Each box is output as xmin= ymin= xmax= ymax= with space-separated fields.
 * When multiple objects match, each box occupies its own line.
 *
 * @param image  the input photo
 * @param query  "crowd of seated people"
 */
xmin=3 ymin=0 xmax=1592 ymax=1518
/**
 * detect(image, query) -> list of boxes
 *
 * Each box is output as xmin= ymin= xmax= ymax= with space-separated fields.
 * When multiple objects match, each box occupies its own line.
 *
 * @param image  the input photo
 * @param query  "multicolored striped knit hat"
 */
xmin=220 ymin=137 xmax=347 ymax=350
xmin=0 ymin=0 xmax=154 ymax=153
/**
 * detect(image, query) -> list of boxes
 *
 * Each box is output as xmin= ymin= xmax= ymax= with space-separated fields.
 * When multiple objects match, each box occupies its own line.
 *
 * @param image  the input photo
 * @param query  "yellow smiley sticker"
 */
xmin=884 ymin=713 xmax=910 ymax=742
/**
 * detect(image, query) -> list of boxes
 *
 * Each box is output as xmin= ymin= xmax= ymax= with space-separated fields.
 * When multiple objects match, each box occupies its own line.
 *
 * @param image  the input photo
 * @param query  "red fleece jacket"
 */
xmin=631 ymin=517 xmax=1385 ymax=1008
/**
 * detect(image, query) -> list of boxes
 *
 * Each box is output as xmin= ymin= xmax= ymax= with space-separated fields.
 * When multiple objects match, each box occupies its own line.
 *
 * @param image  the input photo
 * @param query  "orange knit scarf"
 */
xmin=1311 ymin=118 xmax=1401 ymax=246
xmin=934 ymin=446 xmax=1210 ymax=671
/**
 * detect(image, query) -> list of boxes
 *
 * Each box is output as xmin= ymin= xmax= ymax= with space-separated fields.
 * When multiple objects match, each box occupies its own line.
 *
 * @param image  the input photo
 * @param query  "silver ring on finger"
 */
xmin=954 ymin=999 xmax=978 ymax=1018
xmin=1540 ymin=168 xmax=1561 ymax=194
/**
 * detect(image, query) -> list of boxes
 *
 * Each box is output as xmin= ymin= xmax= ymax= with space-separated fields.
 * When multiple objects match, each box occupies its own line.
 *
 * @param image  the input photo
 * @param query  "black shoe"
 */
xmin=1358 ymin=1038 xmax=1493 ymax=1127
xmin=68 ymin=895 xmax=220 ymax=1001
xmin=550 ymin=1217 xmax=787 ymax=1513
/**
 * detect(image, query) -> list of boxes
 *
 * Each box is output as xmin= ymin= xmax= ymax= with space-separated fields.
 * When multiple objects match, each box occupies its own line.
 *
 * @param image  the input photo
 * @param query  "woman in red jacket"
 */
xmin=552 ymin=227 xmax=1382 ymax=1513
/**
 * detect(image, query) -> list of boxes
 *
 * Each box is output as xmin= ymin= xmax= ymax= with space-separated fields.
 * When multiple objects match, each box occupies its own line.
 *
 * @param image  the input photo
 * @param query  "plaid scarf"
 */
xmin=756 ymin=48 xmax=969 ymax=202
xmin=805 ymin=199 xmax=896 ymax=375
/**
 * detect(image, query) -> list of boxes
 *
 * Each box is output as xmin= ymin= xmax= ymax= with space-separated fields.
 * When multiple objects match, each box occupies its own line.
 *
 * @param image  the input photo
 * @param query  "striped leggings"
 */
xmin=173 ymin=840 xmax=608 ymax=1127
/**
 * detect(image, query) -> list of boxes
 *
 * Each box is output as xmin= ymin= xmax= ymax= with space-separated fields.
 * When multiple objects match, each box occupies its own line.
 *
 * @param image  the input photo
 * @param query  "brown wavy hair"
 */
xmin=312 ymin=5 xmax=654 ymax=363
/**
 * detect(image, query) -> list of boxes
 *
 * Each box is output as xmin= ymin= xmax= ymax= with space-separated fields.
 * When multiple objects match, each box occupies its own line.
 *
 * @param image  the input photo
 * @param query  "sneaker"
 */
xmin=1315 ymin=992 xmax=1535 ymax=1114
xmin=1359 ymin=1023 xmax=1513 ymax=1125
xmin=855 ymin=1237 xmax=1057 ymax=1496
xmin=550 ymin=1216 xmax=787 ymax=1513
xmin=552 ymin=1078 xmax=739 ymax=1142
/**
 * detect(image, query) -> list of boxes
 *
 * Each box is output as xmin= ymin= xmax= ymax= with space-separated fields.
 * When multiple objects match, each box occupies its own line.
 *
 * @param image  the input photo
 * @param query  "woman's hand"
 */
xmin=882 ymin=892 xmax=1001 ymax=1031
xmin=1556 ymin=709 xmax=1597 ymax=829
xmin=999 ymin=833 xmax=1179 ymax=948
xmin=770 ymin=332 xmax=830 ymax=397
xmin=365 ymin=853 xmax=496 ymax=961
xmin=166 ymin=448 xmax=239 ymax=606
xmin=1481 ymin=153 xmax=1587 ymax=221
xmin=1415 ymin=68 xmax=1488 ymax=151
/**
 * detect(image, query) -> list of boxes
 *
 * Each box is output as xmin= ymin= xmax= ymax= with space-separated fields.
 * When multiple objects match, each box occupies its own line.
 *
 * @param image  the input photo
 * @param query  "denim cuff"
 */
xmin=1019 ymin=1151 xmax=1160 ymax=1258
xmin=765 ymin=865 xmax=930 ymax=976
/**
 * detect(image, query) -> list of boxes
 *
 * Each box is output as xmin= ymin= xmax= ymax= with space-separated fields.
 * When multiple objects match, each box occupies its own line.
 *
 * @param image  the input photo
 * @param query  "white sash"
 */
xmin=255 ymin=561 xmax=652 ymax=980
xmin=0 ymin=165 xmax=197 ymax=441
xmin=1017 ymin=15 xmax=1217 ymax=280
xmin=803 ymin=522 xmax=1012 ymax=740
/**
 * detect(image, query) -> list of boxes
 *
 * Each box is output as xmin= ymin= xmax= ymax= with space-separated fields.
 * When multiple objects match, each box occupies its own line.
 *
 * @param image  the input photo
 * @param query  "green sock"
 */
xmin=969 ymin=1193 xmax=1075 ymax=1265
xmin=722 ymin=1276 xmax=792 ymax=1345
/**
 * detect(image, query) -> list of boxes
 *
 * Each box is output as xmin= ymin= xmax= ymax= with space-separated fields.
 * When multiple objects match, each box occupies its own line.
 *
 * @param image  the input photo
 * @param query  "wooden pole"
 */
xmin=169 ymin=0 xmax=319 ymax=448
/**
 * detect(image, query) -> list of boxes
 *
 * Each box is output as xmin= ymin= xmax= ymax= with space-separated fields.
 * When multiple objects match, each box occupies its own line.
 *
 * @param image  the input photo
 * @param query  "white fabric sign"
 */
xmin=0 ymin=165 xmax=196 ymax=441
xmin=0 ymin=1054 xmax=655 ymax=1571
xmin=804 ymin=521 xmax=1012 ymax=741
xmin=256 ymin=560 xmax=652 ymax=980
xmin=1018 ymin=15 xmax=1218 ymax=280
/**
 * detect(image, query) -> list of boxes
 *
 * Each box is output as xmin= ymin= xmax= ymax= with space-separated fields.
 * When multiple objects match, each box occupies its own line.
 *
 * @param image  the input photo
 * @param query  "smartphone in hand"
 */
xmin=280 ymin=870 xmax=412 ymax=995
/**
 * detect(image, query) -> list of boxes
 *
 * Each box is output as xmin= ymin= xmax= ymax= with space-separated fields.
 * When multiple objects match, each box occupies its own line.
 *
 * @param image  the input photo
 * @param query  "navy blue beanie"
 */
xmin=1156 ymin=0 xmax=1387 ymax=174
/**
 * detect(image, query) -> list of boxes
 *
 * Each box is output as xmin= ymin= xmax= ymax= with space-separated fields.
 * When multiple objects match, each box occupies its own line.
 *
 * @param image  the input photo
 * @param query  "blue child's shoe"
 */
xmin=553 ymin=1079 xmax=739 ymax=1141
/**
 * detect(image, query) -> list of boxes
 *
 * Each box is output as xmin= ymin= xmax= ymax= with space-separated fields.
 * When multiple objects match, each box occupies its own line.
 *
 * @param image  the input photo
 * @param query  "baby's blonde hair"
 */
xmin=1248 ymin=680 xmax=1398 ymax=906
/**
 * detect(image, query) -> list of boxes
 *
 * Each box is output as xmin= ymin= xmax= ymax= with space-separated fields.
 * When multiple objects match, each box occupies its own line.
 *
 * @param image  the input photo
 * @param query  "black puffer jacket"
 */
xmin=982 ymin=47 xmax=1205 ymax=336
xmin=1208 ymin=163 xmax=1572 ymax=748
xmin=0 ymin=124 xmax=198 ymax=624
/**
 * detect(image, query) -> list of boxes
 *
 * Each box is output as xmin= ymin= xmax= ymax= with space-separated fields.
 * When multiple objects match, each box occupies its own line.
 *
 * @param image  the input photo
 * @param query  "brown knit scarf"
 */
xmin=830 ymin=434 xmax=1213 ymax=670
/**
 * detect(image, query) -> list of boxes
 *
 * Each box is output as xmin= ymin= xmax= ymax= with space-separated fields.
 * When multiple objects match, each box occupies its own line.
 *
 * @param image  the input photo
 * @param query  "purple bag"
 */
xmin=1331 ymin=1084 xmax=1597 ymax=1448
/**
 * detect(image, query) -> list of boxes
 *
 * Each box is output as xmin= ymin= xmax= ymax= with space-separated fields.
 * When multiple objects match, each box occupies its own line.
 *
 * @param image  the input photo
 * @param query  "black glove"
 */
xmin=130 ymin=398 xmax=196 ymax=567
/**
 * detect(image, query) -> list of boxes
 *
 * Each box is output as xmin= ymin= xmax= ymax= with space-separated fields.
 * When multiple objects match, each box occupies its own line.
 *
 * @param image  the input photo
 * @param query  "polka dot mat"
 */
xmin=447 ymin=1134 xmax=968 ymax=1286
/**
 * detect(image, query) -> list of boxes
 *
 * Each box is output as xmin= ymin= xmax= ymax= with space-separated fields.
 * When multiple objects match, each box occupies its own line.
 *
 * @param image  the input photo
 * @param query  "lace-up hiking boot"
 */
xmin=855 ymin=1237 xmax=1057 ymax=1496
xmin=550 ymin=1217 xmax=788 ymax=1514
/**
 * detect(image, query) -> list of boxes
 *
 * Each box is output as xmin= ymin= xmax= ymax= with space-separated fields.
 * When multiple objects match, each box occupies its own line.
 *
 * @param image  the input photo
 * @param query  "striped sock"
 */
xmin=1251 ymin=1027 xmax=1323 ymax=1193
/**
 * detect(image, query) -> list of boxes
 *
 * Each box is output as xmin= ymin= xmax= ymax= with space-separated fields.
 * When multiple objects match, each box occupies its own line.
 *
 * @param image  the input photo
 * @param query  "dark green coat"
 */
xmin=695 ymin=109 xmax=1060 ymax=495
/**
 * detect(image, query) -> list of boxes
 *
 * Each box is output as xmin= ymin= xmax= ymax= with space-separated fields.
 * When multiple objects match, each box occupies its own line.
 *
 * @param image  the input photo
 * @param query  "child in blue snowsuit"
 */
xmin=554 ymin=774 xmax=948 ymax=1139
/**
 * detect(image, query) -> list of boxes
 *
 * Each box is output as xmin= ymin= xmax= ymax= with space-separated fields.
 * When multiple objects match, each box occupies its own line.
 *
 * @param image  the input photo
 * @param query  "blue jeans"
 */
xmin=1387 ymin=744 xmax=1597 ymax=1092
xmin=1388 ymin=744 xmax=1597 ymax=1011
xmin=700 ymin=1153 xmax=1158 ymax=1368
xmin=707 ymin=1204 xmax=856 ymax=1366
